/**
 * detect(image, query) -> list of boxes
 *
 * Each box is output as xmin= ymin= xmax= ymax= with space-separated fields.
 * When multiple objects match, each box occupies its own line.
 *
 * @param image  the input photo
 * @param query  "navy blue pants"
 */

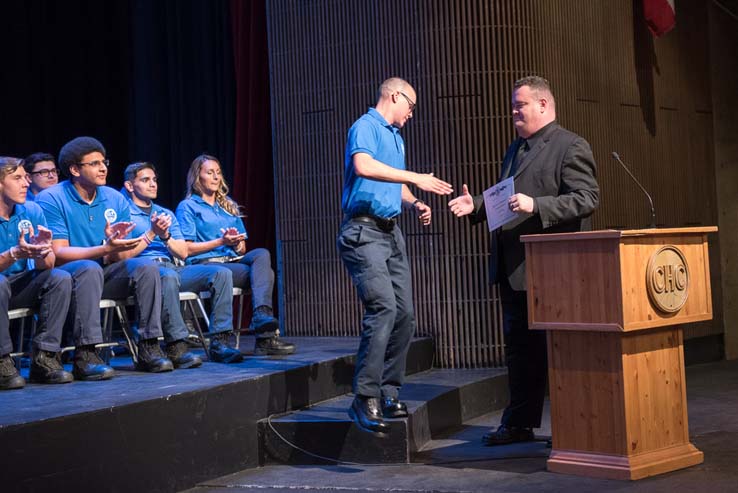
xmin=337 ymin=220 xmax=416 ymax=399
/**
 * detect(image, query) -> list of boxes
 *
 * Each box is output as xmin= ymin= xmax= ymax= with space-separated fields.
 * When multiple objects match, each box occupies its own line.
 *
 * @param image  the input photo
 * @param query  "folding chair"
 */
xmin=9 ymin=307 xmax=34 ymax=370
xmin=99 ymin=298 xmax=138 ymax=364
xmin=179 ymin=291 xmax=209 ymax=358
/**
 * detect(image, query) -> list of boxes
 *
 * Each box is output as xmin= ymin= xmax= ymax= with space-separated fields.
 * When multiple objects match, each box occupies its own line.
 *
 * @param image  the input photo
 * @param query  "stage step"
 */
xmin=258 ymin=367 xmax=507 ymax=465
xmin=1 ymin=337 xmax=435 ymax=493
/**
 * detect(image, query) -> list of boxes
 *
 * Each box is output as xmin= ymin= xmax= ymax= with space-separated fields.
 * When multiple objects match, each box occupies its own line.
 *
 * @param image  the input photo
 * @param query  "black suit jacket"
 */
xmin=470 ymin=122 xmax=599 ymax=291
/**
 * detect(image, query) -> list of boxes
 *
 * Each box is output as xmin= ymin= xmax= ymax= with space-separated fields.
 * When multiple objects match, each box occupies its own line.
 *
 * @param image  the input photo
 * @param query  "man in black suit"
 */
xmin=448 ymin=76 xmax=599 ymax=445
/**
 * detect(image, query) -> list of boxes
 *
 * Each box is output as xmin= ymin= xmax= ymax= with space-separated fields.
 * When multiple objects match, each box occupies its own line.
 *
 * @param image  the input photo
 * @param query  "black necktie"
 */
xmin=508 ymin=139 xmax=528 ymax=178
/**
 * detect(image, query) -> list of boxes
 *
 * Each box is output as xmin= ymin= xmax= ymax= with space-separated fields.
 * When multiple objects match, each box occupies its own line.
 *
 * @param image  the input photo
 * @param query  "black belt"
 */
xmin=349 ymin=214 xmax=397 ymax=233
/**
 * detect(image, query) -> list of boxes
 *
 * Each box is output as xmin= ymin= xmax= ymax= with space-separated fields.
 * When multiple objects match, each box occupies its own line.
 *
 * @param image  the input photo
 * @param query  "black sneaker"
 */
xmin=135 ymin=338 xmax=174 ymax=373
xmin=254 ymin=336 xmax=296 ymax=356
xmin=73 ymin=345 xmax=115 ymax=381
xmin=165 ymin=340 xmax=202 ymax=369
xmin=208 ymin=332 xmax=243 ymax=363
xmin=0 ymin=355 xmax=25 ymax=390
xmin=29 ymin=350 xmax=73 ymax=384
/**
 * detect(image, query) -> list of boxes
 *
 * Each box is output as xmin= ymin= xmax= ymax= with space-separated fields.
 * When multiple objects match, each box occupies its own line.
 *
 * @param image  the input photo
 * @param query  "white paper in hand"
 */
xmin=483 ymin=176 xmax=516 ymax=232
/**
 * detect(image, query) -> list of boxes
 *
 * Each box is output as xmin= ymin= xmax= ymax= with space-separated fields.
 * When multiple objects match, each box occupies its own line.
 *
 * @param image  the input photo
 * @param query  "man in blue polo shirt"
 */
xmin=121 ymin=161 xmax=242 ymax=364
xmin=37 ymin=137 xmax=172 ymax=376
xmin=337 ymin=77 xmax=453 ymax=435
xmin=0 ymin=156 xmax=73 ymax=390
xmin=23 ymin=152 xmax=60 ymax=201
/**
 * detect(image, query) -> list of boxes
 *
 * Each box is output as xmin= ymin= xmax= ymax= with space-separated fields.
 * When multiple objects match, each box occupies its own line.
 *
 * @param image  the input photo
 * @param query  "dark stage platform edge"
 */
xmin=1 ymin=336 xmax=436 ymax=493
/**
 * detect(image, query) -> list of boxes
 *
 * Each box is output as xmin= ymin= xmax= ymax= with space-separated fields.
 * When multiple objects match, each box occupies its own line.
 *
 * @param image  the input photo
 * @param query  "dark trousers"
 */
xmin=218 ymin=248 xmax=276 ymax=338
xmin=0 ymin=269 xmax=72 ymax=355
xmin=499 ymin=277 xmax=548 ymax=428
xmin=337 ymin=220 xmax=416 ymax=399
xmin=59 ymin=258 xmax=163 ymax=344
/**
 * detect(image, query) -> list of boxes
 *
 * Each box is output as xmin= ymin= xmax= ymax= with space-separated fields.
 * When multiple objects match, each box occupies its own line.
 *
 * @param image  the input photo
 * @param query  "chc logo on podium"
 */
xmin=646 ymin=245 xmax=689 ymax=313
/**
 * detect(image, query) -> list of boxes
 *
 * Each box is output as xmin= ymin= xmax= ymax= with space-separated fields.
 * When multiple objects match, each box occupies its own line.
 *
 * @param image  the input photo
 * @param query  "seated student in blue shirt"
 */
xmin=0 ymin=156 xmax=73 ymax=390
xmin=175 ymin=154 xmax=295 ymax=356
xmin=36 ymin=137 xmax=173 ymax=376
xmin=121 ymin=161 xmax=242 ymax=364
xmin=23 ymin=152 xmax=60 ymax=201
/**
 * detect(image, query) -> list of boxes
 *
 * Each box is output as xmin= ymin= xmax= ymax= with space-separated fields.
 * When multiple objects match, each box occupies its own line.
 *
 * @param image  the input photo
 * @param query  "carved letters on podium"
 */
xmin=646 ymin=245 xmax=689 ymax=313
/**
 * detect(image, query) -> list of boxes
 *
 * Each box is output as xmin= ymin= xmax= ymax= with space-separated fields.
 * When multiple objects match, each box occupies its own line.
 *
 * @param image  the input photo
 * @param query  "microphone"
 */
xmin=611 ymin=152 xmax=656 ymax=228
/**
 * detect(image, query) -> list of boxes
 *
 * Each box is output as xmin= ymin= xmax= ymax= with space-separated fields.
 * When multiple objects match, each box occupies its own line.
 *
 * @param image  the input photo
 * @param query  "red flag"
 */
xmin=644 ymin=0 xmax=676 ymax=37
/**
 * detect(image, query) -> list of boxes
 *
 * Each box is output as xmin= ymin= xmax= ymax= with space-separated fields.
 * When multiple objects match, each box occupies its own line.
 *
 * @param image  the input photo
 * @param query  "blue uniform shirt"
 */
xmin=175 ymin=194 xmax=247 ymax=265
xmin=25 ymin=189 xmax=36 ymax=202
xmin=342 ymin=107 xmax=405 ymax=219
xmin=37 ymin=180 xmax=132 ymax=251
xmin=0 ymin=202 xmax=47 ymax=276
xmin=125 ymin=195 xmax=183 ymax=259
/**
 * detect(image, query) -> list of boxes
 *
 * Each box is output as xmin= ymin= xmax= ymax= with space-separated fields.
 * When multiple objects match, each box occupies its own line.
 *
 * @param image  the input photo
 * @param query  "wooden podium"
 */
xmin=520 ymin=227 xmax=717 ymax=480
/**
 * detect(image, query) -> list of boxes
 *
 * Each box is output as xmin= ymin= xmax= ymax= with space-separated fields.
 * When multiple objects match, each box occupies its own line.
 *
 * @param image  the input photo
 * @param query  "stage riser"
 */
xmin=3 ymin=338 xmax=434 ymax=493
xmin=259 ymin=369 xmax=507 ymax=465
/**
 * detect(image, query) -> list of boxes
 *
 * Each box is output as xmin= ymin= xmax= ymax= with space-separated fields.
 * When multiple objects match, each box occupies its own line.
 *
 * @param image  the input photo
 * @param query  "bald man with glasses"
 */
xmin=338 ymin=77 xmax=453 ymax=436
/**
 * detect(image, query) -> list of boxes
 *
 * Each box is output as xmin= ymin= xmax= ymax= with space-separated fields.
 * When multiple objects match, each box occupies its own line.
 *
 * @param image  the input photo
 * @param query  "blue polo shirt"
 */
xmin=342 ymin=107 xmax=405 ymax=219
xmin=36 ymin=181 xmax=132 ymax=252
xmin=0 ymin=202 xmax=47 ymax=276
xmin=175 ymin=194 xmax=247 ymax=264
xmin=125 ymin=194 xmax=183 ymax=260
xmin=26 ymin=189 xmax=36 ymax=202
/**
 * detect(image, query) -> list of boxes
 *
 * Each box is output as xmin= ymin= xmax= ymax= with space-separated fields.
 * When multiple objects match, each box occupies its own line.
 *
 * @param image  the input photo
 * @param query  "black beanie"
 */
xmin=58 ymin=136 xmax=106 ymax=176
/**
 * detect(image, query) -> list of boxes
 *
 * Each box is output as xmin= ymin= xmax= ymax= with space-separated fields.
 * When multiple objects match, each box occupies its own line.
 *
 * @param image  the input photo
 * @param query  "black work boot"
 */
xmin=29 ymin=350 xmax=73 ymax=384
xmin=249 ymin=305 xmax=279 ymax=333
xmin=0 ymin=354 xmax=25 ymax=390
xmin=208 ymin=331 xmax=244 ymax=363
xmin=254 ymin=336 xmax=296 ymax=356
xmin=348 ymin=395 xmax=390 ymax=436
xmin=165 ymin=340 xmax=202 ymax=369
xmin=73 ymin=345 xmax=115 ymax=381
xmin=135 ymin=338 xmax=174 ymax=373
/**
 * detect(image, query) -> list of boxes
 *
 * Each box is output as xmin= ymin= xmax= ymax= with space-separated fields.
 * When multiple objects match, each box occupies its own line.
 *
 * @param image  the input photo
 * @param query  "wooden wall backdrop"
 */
xmin=266 ymin=0 xmax=721 ymax=368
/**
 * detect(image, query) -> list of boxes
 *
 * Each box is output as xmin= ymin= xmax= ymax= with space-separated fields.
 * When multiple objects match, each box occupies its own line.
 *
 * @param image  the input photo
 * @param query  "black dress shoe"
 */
xmin=348 ymin=395 xmax=390 ymax=436
xmin=481 ymin=425 xmax=535 ymax=446
xmin=382 ymin=396 xmax=408 ymax=418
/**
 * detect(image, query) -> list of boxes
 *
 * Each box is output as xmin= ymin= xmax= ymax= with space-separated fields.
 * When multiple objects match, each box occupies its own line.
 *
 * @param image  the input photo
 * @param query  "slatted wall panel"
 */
xmin=535 ymin=0 xmax=720 ymax=340
xmin=267 ymin=0 xmax=720 ymax=368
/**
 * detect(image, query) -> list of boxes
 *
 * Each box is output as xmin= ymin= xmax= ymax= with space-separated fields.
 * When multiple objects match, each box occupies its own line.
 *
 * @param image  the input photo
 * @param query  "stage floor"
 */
xmin=0 ymin=336 xmax=361 ymax=428
xmin=186 ymin=359 xmax=738 ymax=493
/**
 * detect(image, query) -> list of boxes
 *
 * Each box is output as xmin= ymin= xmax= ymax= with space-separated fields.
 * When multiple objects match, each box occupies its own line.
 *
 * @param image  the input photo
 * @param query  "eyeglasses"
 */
xmin=77 ymin=159 xmax=110 ymax=169
xmin=399 ymin=92 xmax=416 ymax=112
xmin=30 ymin=168 xmax=60 ymax=178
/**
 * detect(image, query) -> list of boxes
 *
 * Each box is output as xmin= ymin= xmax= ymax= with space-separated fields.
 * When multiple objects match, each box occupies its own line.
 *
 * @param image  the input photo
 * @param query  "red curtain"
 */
xmin=230 ymin=0 xmax=275 ymax=253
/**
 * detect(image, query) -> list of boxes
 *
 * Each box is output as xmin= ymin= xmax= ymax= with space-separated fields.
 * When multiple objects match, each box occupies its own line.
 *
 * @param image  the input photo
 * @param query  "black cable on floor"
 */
xmin=265 ymin=414 xmax=550 ymax=467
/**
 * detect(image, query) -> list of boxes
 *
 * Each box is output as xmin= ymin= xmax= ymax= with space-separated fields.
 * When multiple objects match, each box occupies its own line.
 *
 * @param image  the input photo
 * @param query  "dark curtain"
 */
xmin=0 ymin=0 xmax=132 ymax=169
xmin=229 ymin=0 xmax=275 ymax=252
xmin=128 ymin=0 xmax=236 ymax=210
xmin=0 ymin=0 xmax=274 ymax=251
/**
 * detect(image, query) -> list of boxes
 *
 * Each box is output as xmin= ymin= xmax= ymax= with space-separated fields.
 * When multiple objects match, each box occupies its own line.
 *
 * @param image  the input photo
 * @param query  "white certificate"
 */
xmin=483 ymin=177 xmax=516 ymax=232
